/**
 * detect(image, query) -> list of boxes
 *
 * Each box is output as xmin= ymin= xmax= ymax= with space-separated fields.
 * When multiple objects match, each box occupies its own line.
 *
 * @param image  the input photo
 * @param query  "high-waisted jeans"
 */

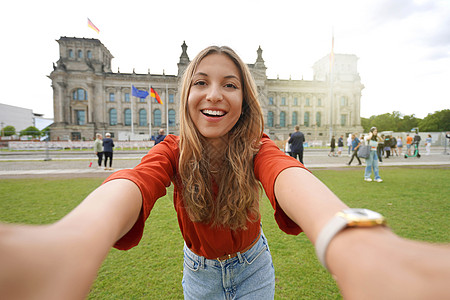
xmin=365 ymin=151 xmax=381 ymax=180
xmin=182 ymin=230 xmax=275 ymax=300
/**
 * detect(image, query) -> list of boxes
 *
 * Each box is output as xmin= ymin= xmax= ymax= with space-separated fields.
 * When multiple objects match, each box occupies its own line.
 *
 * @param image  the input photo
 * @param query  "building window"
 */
xmin=87 ymin=50 xmax=92 ymax=59
xmin=169 ymin=94 xmax=174 ymax=103
xmin=109 ymin=108 xmax=117 ymax=125
xmin=109 ymin=93 xmax=115 ymax=102
xmin=73 ymin=88 xmax=87 ymax=101
xmin=69 ymin=49 xmax=74 ymax=58
xmin=124 ymin=93 xmax=130 ymax=102
xmin=305 ymin=98 xmax=310 ymax=106
xmin=269 ymin=97 xmax=274 ymax=105
xmin=267 ymin=111 xmax=274 ymax=127
xmin=340 ymin=114 xmax=347 ymax=126
xmin=292 ymin=111 xmax=298 ymax=126
xmin=124 ymin=109 xmax=132 ymax=126
xmin=139 ymin=96 xmax=146 ymax=103
xmin=78 ymin=50 xmax=83 ymax=58
xmin=169 ymin=109 xmax=176 ymax=127
xmin=280 ymin=112 xmax=286 ymax=127
xmin=75 ymin=110 xmax=85 ymax=125
xmin=316 ymin=112 xmax=322 ymax=127
xmin=139 ymin=109 xmax=147 ymax=126
xmin=281 ymin=97 xmax=286 ymax=106
xmin=318 ymin=98 xmax=322 ymax=106
xmin=294 ymin=97 xmax=298 ymax=106
xmin=154 ymin=109 xmax=161 ymax=127
xmin=71 ymin=132 xmax=81 ymax=141
xmin=304 ymin=112 xmax=310 ymax=127
xmin=340 ymin=96 xmax=347 ymax=106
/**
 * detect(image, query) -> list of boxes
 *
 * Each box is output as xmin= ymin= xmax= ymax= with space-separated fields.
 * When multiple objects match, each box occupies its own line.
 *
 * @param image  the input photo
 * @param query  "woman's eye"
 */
xmin=193 ymin=80 xmax=206 ymax=86
xmin=225 ymin=83 xmax=237 ymax=89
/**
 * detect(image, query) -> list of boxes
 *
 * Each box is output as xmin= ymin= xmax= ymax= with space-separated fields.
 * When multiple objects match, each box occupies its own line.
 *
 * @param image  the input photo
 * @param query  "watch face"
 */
xmin=338 ymin=208 xmax=386 ymax=227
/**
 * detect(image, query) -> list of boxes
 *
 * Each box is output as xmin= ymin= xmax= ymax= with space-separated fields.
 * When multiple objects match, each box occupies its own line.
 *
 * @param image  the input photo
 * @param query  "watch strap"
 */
xmin=315 ymin=214 xmax=348 ymax=270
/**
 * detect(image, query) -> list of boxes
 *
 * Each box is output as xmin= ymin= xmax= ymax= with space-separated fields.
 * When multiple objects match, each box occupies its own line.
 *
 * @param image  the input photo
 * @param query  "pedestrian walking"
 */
xmin=347 ymin=133 xmax=362 ymax=165
xmin=288 ymin=125 xmax=305 ymax=164
xmin=103 ymin=133 xmax=115 ymax=170
xmin=93 ymin=133 xmax=103 ymax=168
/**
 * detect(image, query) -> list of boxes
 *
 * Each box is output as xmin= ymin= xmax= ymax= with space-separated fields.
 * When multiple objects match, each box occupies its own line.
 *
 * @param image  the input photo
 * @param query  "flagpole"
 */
xmin=166 ymin=83 xmax=169 ymax=135
xmin=130 ymin=84 xmax=134 ymax=137
xmin=328 ymin=28 xmax=334 ymax=140
xmin=148 ymin=85 xmax=153 ymax=141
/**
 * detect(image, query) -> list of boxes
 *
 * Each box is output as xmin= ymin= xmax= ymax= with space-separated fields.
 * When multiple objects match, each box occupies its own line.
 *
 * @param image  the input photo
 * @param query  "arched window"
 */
xmin=87 ymin=50 xmax=92 ymax=59
xmin=139 ymin=109 xmax=147 ymax=126
xmin=78 ymin=50 xmax=83 ymax=58
xmin=124 ymin=109 xmax=132 ymax=126
xmin=168 ymin=109 xmax=176 ymax=127
xmin=292 ymin=111 xmax=298 ymax=126
xmin=304 ymin=112 xmax=310 ymax=127
xmin=154 ymin=109 xmax=161 ymax=127
xmin=109 ymin=109 xmax=117 ymax=126
xmin=68 ymin=49 xmax=74 ymax=58
xmin=280 ymin=111 xmax=286 ymax=127
xmin=267 ymin=111 xmax=274 ymax=127
xmin=72 ymin=88 xmax=87 ymax=101
xmin=316 ymin=112 xmax=322 ymax=127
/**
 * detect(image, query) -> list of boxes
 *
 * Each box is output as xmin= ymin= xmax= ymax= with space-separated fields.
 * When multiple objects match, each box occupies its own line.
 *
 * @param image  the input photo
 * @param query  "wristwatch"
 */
xmin=315 ymin=208 xmax=387 ymax=270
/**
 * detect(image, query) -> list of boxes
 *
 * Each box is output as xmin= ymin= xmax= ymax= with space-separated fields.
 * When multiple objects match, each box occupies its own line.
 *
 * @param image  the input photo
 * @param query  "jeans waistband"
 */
xmin=183 ymin=229 xmax=268 ymax=268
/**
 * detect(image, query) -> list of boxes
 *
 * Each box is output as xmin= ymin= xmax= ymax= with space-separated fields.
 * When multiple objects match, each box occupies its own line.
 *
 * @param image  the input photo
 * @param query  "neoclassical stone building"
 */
xmin=49 ymin=36 xmax=363 ymax=143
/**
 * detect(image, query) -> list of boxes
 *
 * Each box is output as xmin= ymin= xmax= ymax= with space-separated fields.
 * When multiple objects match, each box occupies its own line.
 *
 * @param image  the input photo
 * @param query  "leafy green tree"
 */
xmin=20 ymin=126 xmax=41 ymax=138
xmin=360 ymin=117 xmax=371 ymax=132
xmin=398 ymin=114 xmax=420 ymax=132
xmin=2 ymin=125 xmax=16 ymax=136
xmin=371 ymin=113 xmax=398 ymax=132
xmin=419 ymin=110 xmax=450 ymax=132
xmin=361 ymin=111 xmax=420 ymax=133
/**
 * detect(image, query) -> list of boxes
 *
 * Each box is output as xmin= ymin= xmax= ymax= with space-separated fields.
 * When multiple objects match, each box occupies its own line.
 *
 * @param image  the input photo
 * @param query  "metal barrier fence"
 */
xmin=7 ymin=140 xmax=155 ymax=151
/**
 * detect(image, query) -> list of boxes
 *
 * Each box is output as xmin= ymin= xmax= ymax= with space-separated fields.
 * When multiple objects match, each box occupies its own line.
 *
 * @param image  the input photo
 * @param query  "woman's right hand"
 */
xmin=0 ymin=179 xmax=142 ymax=299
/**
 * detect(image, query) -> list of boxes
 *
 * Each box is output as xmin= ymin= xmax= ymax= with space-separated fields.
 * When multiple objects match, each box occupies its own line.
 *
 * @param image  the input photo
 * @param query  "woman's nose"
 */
xmin=206 ymin=84 xmax=223 ymax=102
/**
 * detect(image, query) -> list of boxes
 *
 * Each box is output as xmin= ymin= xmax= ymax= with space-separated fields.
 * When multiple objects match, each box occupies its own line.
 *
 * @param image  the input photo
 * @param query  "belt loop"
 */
xmin=200 ymin=256 xmax=205 ymax=269
xmin=237 ymin=252 xmax=244 ymax=264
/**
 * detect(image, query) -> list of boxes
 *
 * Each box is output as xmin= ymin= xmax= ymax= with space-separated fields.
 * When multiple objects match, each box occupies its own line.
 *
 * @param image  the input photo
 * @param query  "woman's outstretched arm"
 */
xmin=275 ymin=167 xmax=450 ymax=299
xmin=0 ymin=179 xmax=142 ymax=300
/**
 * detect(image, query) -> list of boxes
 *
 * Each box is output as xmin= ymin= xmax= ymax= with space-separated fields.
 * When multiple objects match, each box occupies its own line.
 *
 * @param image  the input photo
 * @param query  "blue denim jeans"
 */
xmin=182 ymin=230 xmax=275 ymax=300
xmin=365 ymin=150 xmax=381 ymax=180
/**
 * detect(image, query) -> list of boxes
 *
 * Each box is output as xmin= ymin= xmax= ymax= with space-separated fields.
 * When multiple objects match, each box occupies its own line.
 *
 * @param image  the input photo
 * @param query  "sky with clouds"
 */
xmin=0 ymin=0 xmax=448 ymax=120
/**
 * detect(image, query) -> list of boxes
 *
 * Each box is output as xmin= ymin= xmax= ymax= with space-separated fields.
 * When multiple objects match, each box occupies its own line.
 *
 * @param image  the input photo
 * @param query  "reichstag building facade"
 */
xmin=49 ymin=37 xmax=363 ymax=143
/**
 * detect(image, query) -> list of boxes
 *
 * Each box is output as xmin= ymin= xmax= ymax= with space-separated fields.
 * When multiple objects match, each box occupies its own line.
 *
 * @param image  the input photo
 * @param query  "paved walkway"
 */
xmin=0 ymin=148 xmax=449 ymax=178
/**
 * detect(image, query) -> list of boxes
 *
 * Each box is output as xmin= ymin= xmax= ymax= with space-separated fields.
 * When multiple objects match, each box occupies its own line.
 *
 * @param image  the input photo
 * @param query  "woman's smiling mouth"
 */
xmin=201 ymin=109 xmax=226 ymax=117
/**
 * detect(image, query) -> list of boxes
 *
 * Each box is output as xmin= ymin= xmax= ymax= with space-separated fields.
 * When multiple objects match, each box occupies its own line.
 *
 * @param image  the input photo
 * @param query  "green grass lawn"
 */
xmin=0 ymin=167 xmax=449 ymax=299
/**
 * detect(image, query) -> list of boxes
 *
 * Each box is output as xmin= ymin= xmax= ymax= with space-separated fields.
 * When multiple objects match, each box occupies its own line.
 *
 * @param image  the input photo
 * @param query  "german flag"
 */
xmin=151 ymin=87 xmax=163 ymax=104
xmin=88 ymin=18 xmax=100 ymax=34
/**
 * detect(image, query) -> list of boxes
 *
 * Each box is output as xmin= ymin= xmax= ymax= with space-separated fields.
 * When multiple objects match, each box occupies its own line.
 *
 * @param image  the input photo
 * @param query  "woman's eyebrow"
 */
xmin=224 ymin=75 xmax=240 ymax=80
xmin=193 ymin=72 xmax=208 ymax=77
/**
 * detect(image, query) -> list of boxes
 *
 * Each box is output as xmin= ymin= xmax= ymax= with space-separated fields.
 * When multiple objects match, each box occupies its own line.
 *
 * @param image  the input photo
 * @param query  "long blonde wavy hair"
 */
xmin=178 ymin=46 xmax=264 ymax=230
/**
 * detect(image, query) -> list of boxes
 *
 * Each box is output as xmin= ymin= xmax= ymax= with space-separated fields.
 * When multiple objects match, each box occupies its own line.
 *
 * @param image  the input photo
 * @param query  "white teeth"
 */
xmin=202 ymin=109 xmax=225 ymax=116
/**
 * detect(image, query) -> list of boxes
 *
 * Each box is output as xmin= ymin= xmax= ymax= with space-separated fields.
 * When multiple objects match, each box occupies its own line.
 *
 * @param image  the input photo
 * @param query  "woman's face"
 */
xmin=373 ymin=129 xmax=378 ymax=135
xmin=188 ymin=53 xmax=243 ymax=143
